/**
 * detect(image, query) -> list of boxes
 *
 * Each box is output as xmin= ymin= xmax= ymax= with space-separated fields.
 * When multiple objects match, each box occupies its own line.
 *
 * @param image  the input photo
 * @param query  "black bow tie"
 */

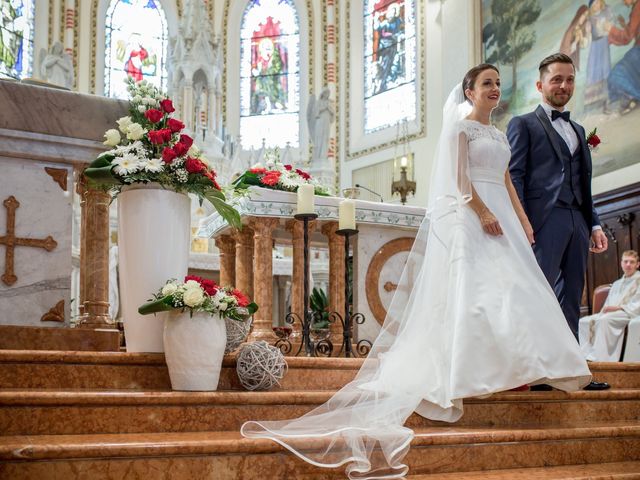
xmin=551 ymin=110 xmax=571 ymax=122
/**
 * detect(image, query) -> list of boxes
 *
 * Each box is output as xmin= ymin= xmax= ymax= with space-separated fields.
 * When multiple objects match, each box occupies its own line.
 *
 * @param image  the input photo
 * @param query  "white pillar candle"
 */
xmin=339 ymin=199 xmax=356 ymax=230
xmin=296 ymin=184 xmax=315 ymax=215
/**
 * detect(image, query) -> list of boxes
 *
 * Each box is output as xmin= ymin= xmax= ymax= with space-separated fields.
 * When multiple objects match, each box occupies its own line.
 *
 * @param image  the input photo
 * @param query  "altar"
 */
xmin=197 ymin=186 xmax=425 ymax=343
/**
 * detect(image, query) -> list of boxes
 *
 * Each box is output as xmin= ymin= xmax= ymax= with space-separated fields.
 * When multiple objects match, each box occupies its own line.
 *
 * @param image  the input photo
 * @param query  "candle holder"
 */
xmin=281 ymin=212 xmax=318 ymax=356
xmin=327 ymin=228 xmax=372 ymax=358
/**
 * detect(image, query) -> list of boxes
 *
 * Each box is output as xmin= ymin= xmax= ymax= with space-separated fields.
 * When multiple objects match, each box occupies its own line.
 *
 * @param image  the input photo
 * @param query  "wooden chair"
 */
xmin=591 ymin=284 xmax=630 ymax=361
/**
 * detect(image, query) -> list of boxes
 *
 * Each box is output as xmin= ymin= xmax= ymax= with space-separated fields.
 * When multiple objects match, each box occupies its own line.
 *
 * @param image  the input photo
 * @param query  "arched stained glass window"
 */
xmin=364 ymin=0 xmax=417 ymax=133
xmin=240 ymin=0 xmax=300 ymax=149
xmin=104 ymin=0 xmax=167 ymax=99
xmin=0 ymin=0 xmax=35 ymax=79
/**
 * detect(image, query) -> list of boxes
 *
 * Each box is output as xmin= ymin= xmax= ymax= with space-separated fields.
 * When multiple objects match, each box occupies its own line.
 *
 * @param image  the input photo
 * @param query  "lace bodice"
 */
xmin=458 ymin=119 xmax=511 ymax=178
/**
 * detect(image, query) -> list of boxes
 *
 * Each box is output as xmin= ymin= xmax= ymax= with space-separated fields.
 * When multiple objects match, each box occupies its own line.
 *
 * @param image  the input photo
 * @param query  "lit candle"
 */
xmin=296 ymin=184 xmax=315 ymax=215
xmin=400 ymin=155 xmax=408 ymax=168
xmin=339 ymin=199 xmax=356 ymax=230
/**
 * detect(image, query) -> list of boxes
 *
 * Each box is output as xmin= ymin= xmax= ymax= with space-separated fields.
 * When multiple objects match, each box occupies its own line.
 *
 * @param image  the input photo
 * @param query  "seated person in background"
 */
xmin=579 ymin=250 xmax=640 ymax=361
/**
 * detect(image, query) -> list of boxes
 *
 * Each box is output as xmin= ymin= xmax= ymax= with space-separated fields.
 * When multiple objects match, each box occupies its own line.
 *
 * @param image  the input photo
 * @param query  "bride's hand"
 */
xmin=522 ymin=221 xmax=535 ymax=245
xmin=479 ymin=209 xmax=503 ymax=236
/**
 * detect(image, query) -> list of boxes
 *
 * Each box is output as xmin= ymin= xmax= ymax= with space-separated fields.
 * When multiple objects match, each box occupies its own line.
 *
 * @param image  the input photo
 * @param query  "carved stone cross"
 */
xmin=1 ymin=196 xmax=57 ymax=286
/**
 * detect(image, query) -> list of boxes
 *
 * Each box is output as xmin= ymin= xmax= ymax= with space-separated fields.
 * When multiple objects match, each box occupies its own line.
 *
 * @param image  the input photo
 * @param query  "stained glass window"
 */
xmin=0 ymin=0 xmax=35 ymax=79
xmin=104 ymin=0 xmax=167 ymax=99
xmin=364 ymin=0 xmax=417 ymax=133
xmin=240 ymin=0 xmax=300 ymax=149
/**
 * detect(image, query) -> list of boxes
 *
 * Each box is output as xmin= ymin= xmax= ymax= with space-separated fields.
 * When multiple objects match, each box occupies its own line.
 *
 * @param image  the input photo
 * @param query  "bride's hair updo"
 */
xmin=462 ymin=63 xmax=499 ymax=102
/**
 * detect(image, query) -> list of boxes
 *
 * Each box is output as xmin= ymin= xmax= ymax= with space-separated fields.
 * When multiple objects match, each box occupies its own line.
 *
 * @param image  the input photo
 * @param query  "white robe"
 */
xmin=579 ymin=271 xmax=640 ymax=361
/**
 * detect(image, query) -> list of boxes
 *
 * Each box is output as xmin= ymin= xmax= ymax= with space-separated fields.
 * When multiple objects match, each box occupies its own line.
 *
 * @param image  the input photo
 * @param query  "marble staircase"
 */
xmin=0 ymin=350 xmax=639 ymax=479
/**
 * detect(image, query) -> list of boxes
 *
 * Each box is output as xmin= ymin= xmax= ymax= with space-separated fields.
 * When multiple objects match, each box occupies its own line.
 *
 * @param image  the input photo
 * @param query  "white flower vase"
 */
xmin=163 ymin=310 xmax=227 ymax=391
xmin=118 ymin=183 xmax=191 ymax=352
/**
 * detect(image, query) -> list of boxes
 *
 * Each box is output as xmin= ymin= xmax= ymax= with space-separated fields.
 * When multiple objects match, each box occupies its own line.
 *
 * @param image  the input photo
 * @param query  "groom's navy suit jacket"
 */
xmin=507 ymin=105 xmax=600 ymax=233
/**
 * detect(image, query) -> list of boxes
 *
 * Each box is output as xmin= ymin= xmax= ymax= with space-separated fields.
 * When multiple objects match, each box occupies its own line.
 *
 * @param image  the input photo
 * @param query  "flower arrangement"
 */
xmin=232 ymin=147 xmax=330 ymax=195
xmin=138 ymin=275 xmax=258 ymax=321
xmin=84 ymin=78 xmax=240 ymax=228
xmin=587 ymin=127 xmax=601 ymax=151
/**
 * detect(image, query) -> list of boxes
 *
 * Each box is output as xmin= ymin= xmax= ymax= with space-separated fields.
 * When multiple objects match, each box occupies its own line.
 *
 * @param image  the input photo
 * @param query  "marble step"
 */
xmin=2 ymin=388 xmax=640 ymax=435
xmin=1 ymin=350 xmax=638 ymax=390
xmin=0 ymin=423 xmax=638 ymax=479
xmin=408 ymin=462 xmax=640 ymax=479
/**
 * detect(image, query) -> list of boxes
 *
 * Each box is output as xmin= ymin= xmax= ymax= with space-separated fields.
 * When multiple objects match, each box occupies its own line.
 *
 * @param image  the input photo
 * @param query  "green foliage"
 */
xmin=310 ymin=287 xmax=330 ymax=329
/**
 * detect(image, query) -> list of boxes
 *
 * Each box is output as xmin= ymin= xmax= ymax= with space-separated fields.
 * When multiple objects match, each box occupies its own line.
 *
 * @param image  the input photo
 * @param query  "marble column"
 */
xmin=76 ymin=173 xmax=87 ymax=316
xmin=77 ymin=187 xmax=113 ymax=329
xmin=214 ymin=234 xmax=236 ymax=287
xmin=321 ymin=221 xmax=345 ymax=341
xmin=286 ymin=218 xmax=317 ymax=325
xmin=249 ymin=218 xmax=279 ymax=341
xmin=232 ymin=226 xmax=254 ymax=300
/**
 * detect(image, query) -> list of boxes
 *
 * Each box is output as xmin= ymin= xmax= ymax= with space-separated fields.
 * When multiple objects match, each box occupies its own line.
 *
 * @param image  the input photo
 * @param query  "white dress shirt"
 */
xmin=540 ymin=102 xmax=579 ymax=154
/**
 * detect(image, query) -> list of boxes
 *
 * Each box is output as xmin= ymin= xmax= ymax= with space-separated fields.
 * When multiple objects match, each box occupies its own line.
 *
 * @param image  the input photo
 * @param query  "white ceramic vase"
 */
xmin=163 ymin=310 xmax=227 ymax=391
xmin=118 ymin=183 xmax=191 ymax=352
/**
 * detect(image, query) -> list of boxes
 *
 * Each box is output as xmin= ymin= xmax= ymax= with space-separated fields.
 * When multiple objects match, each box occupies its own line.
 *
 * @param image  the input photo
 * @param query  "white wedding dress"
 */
xmin=242 ymin=93 xmax=592 ymax=480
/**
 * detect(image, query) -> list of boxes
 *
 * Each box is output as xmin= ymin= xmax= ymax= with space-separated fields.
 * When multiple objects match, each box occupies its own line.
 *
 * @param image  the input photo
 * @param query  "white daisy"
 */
xmin=143 ymin=158 xmax=164 ymax=173
xmin=112 ymin=154 xmax=142 ymax=175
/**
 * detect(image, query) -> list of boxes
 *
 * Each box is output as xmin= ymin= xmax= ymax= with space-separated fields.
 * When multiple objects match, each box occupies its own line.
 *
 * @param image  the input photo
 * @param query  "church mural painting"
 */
xmin=364 ymin=0 xmax=417 ymax=133
xmin=0 ymin=0 xmax=34 ymax=79
xmin=240 ymin=0 xmax=300 ymax=149
xmin=104 ymin=0 xmax=167 ymax=98
xmin=482 ymin=0 xmax=640 ymax=177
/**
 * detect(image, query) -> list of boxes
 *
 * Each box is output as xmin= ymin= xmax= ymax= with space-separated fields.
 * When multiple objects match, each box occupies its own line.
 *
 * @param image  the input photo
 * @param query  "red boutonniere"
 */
xmin=586 ymin=128 xmax=601 ymax=151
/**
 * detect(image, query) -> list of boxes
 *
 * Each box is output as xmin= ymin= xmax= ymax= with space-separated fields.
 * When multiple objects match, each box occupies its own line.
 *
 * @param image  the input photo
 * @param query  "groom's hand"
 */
xmin=590 ymin=229 xmax=608 ymax=254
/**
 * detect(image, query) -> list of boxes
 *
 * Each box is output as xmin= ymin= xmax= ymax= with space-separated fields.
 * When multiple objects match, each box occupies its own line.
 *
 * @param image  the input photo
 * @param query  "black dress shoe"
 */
xmin=530 ymin=384 xmax=553 ymax=391
xmin=583 ymin=381 xmax=611 ymax=390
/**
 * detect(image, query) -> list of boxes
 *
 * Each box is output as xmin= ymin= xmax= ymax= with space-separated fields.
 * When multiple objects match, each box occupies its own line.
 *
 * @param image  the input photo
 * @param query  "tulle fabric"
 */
xmin=240 ymin=85 xmax=591 ymax=479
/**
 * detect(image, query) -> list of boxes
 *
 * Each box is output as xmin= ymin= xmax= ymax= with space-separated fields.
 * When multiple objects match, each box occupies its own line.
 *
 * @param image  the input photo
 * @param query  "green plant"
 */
xmin=310 ymin=287 xmax=330 ymax=329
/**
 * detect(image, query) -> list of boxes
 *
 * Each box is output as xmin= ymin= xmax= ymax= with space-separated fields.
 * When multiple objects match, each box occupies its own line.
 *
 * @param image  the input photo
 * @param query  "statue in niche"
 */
xmin=193 ymin=80 xmax=208 ymax=140
xmin=306 ymin=87 xmax=335 ymax=164
xmin=39 ymin=41 xmax=74 ymax=89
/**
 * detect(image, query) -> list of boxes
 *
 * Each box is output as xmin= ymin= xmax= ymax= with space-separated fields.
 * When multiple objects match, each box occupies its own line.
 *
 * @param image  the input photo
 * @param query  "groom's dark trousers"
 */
xmin=507 ymin=105 xmax=600 ymax=340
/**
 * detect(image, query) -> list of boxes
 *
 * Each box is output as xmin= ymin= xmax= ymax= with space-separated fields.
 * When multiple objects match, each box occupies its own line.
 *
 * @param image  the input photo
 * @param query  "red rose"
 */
xmin=200 ymin=278 xmax=218 ymax=296
xmin=588 ymin=134 xmax=601 ymax=149
xmin=184 ymin=275 xmax=202 ymax=283
xmin=148 ymin=130 xmax=165 ymax=145
xmin=144 ymin=109 xmax=164 ymax=124
xmin=161 ymin=147 xmax=177 ymax=164
xmin=250 ymin=167 xmax=267 ymax=174
xmin=260 ymin=170 xmax=281 ymax=186
xmin=284 ymin=164 xmax=293 ymax=171
xmin=167 ymin=118 xmax=184 ymax=133
xmin=179 ymin=134 xmax=194 ymax=149
xmin=204 ymin=171 xmax=222 ymax=190
xmin=185 ymin=157 xmax=206 ymax=174
xmin=173 ymin=141 xmax=189 ymax=157
xmin=231 ymin=289 xmax=250 ymax=307
xmin=295 ymin=168 xmax=311 ymax=180
xmin=160 ymin=99 xmax=175 ymax=113
xmin=161 ymin=128 xmax=172 ymax=143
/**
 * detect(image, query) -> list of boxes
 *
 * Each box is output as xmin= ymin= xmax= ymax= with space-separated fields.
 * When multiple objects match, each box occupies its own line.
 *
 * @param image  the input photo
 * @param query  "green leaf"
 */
xmin=138 ymin=296 xmax=174 ymax=315
xmin=247 ymin=302 xmax=259 ymax=315
xmin=203 ymin=192 xmax=242 ymax=230
xmin=84 ymin=154 xmax=122 ymax=186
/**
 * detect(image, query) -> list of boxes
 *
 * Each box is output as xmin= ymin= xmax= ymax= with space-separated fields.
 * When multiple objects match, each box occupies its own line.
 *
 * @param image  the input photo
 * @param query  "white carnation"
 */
xmin=132 ymin=95 xmax=142 ymax=103
xmin=126 ymin=123 xmax=147 ymax=141
xmin=116 ymin=116 xmax=133 ymax=133
xmin=137 ymin=105 xmax=146 ymax=113
xmin=103 ymin=129 xmax=121 ymax=147
xmin=161 ymin=282 xmax=177 ymax=296
xmin=183 ymin=287 xmax=205 ymax=307
xmin=185 ymin=280 xmax=200 ymax=289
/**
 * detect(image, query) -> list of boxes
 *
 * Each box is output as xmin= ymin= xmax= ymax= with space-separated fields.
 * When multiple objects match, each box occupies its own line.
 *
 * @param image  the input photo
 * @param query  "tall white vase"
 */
xmin=164 ymin=310 xmax=227 ymax=391
xmin=118 ymin=184 xmax=191 ymax=352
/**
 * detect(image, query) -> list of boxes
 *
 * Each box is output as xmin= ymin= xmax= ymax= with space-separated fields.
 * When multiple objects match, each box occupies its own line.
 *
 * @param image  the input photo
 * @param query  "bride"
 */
xmin=241 ymin=64 xmax=592 ymax=479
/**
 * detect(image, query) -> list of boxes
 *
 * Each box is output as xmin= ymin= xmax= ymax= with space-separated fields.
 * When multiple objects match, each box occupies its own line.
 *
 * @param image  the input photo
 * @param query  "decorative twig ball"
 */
xmin=225 ymin=317 xmax=252 ymax=354
xmin=236 ymin=341 xmax=288 ymax=391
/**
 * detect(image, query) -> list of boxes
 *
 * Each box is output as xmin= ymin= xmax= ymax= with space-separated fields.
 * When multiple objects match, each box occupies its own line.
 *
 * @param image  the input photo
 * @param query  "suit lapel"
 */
xmin=570 ymin=120 xmax=592 ymax=175
xmin=535 ymin=105 xmax=565 ymax=166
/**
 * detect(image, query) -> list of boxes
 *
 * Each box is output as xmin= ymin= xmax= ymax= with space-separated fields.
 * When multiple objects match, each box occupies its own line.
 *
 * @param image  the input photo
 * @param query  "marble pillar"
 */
xmin=249 ymin=218 xmax=279 ymax=341
xmin=76 ymin=174 xmax=87 ymax=316
xmin=286 ymin=219 xmax=316 ymax=326
xmin=321 ymin=221 xmax=345 ymax=340
xmin=77 ymin=187 xmax=113 ymax=329
xmin=214 ymin=234 xmax=236 ymax=287
xmin=232 ymin=226 xmax=254 ymax=300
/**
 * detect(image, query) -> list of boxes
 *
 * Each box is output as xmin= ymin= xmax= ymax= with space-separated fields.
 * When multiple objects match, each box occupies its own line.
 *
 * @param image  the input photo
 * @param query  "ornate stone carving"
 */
xmin=44 ymin=167 xmax=68 ymax=191
xmin=41 ymin=300 xmax=65 ymax=322
xmin=365 ymin=237 xmax=415 ymax=325
xmin=1 ymin=196 xmax=57 ymax=286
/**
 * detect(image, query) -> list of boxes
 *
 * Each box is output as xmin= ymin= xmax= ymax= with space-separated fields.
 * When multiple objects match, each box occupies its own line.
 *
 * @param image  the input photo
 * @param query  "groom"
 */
xmin=507 ymin=53 xmax=610 ymax=390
